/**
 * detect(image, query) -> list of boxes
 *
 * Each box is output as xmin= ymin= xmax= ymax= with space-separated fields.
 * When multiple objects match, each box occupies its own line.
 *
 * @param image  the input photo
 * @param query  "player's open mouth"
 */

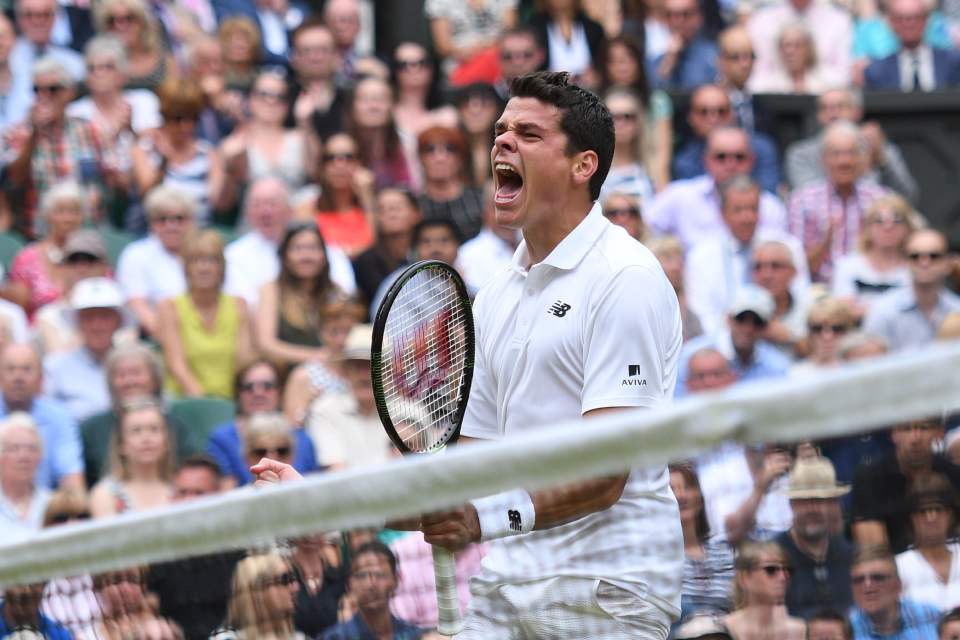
xmin=494 ymin=162 xmax=523 ymax=204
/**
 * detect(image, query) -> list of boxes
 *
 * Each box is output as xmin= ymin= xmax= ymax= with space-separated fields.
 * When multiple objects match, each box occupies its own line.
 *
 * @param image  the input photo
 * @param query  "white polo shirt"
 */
xmin=462 ymin=203 xmax=684 ymax=617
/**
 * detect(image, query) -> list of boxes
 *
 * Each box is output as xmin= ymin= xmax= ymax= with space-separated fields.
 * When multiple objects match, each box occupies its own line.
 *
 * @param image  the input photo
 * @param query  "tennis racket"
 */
xmin=371 ymin=259 xmax=474 ymax=636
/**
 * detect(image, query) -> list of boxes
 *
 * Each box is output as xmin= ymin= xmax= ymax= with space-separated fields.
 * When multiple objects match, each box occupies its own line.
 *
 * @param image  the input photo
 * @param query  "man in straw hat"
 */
xmin=774 ymin=457 xmax=854 ymax=619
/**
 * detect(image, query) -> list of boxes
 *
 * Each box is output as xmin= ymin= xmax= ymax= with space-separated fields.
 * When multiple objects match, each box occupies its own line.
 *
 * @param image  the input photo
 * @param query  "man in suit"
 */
xmin=864 ymin=0 xmax=960 ymax=90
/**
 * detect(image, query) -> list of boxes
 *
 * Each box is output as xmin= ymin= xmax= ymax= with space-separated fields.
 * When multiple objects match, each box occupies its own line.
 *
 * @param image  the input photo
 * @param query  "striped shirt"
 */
xmin=786 ymin=179 xmax=887 ymax=282
xmin=681 ymin=536 xmax=735 ymax=615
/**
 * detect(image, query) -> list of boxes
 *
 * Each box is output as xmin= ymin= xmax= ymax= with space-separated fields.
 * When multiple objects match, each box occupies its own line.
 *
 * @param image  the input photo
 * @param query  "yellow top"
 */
xmin=169 ymin=293 xmax=239 ymax=399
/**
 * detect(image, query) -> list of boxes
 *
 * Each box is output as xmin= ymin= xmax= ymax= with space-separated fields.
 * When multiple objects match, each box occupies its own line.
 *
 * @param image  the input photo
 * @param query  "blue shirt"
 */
xmin=205 ymin=420 xmax=320 ymax=486
xmin=863 ymin=286 xmax=960 ymax=352
xmin=675 ymin=330 xmax=791 ymax=396
xmin=43 ymin=347 xmax=111 ymax=423
xmin=0 ymin=396 xmax=83 ymax=489
xmin=850 ymin=599 xmax=939 ymax=640
xmin=650 ymin=35 xmax=718 ymax=90
xmin=672 ymin=134 xmax=782 ymax=194
xmin=0 ymin=601 xmax=73 ymax=639
xmin=321 ymin=613 xmax=424 ymax=640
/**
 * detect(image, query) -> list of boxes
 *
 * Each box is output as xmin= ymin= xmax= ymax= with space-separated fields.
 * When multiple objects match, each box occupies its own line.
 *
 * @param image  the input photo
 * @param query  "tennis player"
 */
xmin=253 ymin=71 xmax=683 ymax=638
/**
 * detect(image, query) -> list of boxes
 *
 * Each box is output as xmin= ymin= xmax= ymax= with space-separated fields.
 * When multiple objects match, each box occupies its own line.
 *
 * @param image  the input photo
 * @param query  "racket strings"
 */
xmin=381 ymin=268 xmax=470 ymax=453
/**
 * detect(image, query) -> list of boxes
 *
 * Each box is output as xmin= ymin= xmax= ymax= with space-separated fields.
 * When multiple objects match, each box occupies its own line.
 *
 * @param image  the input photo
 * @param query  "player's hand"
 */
xmin=250 ymin=458 xmax=303 ymax=487
xmin=420 ymin=504 xmax=481 ymax=552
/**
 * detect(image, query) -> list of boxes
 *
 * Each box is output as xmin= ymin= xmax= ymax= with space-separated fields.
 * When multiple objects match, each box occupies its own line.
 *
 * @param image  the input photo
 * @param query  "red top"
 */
xmin=314 ymin=207 xmax=374 ymax=257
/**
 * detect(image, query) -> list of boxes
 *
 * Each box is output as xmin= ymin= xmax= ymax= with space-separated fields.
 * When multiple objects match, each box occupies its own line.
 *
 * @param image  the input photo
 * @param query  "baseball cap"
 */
xmin=728 ymin=285 xmax=774 ymax=323
xmin=340 ymin=324 xmax=373 ymax=362
xmin=63 ymin=229 xmax=107 ymax=262
xmin=70 ymin=277 xmax=124 ymax=312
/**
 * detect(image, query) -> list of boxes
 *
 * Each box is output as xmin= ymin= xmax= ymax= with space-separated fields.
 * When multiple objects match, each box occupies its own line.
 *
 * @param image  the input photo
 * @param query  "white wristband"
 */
xmin=470 ymin=489 xmax=535 ymax=541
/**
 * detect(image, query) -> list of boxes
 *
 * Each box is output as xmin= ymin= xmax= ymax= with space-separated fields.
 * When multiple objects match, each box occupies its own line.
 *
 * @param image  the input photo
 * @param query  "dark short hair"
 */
xmin=350 ymin=541 xmax=397 ymax=577
xmin=412 ymin=218 xmax=462 ymax=246
xmin=808 ymin=609 xmax=853 ymax=640
xmin=178 ymin=454 xmax=223 ymax=480
xmin=509 ymin=71 xmax=615 ymax=201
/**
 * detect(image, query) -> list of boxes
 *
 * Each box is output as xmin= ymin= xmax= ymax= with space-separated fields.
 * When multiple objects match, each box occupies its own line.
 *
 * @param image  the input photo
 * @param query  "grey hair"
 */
xmin=821 ymin=119 xmax=868 ymax=155
xmin=718 ymin=174 xmax=759 ymax=211
xmin=32 ymin=56 xmax=74 ymax=88
xmin=242 ymin=175 xmax=290 ymax=220
xmin=105 ymin=342 xmax=165 ymax=401
xmin=0 ymin=411 xmax=43 ymax=456
xmin=245 ymin=412 xmax=294 ymax=451
xmin=84 ymin=35 xmax=129 ymax=74
xmin=752 ymin=239 xmax=794 ymax=267
xmin=838 ymin=331 xmax=889 ymax=359
xmin=144 ymin=185 xmax=197 ymax=222
xmin=39 ymin=181 xmax=84 ymax=220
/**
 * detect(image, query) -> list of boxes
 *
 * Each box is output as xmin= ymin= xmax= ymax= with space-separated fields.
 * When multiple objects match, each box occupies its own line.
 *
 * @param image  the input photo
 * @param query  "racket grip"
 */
xmin=432 ymin=545 xmax=464 ymax=635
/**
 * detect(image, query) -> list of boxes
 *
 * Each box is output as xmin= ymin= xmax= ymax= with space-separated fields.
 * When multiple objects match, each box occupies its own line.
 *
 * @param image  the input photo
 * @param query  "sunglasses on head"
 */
xmin=251 ymin=445 xmax=292 ymax=458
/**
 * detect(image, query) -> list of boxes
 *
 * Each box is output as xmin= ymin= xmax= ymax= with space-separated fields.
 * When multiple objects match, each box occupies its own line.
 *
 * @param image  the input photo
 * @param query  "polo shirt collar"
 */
xmin=510 ymin=202 xmax=608 ymax=274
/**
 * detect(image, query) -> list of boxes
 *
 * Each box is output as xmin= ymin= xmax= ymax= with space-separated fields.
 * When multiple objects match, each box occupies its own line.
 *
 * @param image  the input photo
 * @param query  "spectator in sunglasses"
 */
xmin=390 ymin=41 xmax=458 ymax=142
xmin=207 ymin=360 xmax=318 ymax=488
xmin=224 ymin=553 xmax=306 ymax=639
xmin=864 ymin=228 xmax=960 ymax=352
xmin=417 ymin=126 xmax=484 ymax=243
xmin=793 ymin=297 xmax=858 ymax=374
xmin=849 ymin=545 xmax=939 ymax=640
xmin=243 ymin=413 xmax=307 ymax=482
xmin=724 ymin=541 xmax=805 ymax=640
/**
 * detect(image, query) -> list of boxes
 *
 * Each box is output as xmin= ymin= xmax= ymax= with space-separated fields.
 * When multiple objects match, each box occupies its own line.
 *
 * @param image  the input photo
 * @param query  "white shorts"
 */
xmin=455 ymin=576 xmax=672 ymax=640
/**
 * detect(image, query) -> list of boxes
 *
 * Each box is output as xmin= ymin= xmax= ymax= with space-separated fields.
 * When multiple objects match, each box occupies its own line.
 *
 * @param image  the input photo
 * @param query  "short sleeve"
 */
xmin=49 ymin=407 xmax=84 ymax=482
xmin=461 ymin=295 xmax=500 ymax=440
xmin=115 ymin=245 xmax=148 ymax=298
xmin=581 ymin=265 xmax=682 ymax=414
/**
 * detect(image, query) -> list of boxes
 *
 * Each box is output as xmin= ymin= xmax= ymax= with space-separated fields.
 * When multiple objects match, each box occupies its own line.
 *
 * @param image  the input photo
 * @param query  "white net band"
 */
xmin=1 ymin=341 xmax=959 ymax=589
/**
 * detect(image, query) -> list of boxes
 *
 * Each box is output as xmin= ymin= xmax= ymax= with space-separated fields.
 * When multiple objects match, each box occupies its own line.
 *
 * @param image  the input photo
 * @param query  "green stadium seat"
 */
xmin=0 ymin=231 xmax=25 ymax=273
xmin=98 ymin=225 xmax=134 ymax=268
xmin=167 ymin=396 xmax=236 ymax=456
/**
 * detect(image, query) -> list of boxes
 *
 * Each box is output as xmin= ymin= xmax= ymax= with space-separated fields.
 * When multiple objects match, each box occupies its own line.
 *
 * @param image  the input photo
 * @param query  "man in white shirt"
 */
xmin=649 ymin=126 xmax=787 ymax=251
xmin=115 ymin=185 xmax=192 ymax=338
xmin=685 ymin=175 xmax=808 ymax=335
xmin=255 ymin=72 xmax=685 ymax=638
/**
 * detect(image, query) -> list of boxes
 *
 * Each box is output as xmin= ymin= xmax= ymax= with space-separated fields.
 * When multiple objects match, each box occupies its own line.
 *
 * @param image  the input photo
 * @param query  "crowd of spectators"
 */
xmin=0 ymin=0 xmax=959 ymax=637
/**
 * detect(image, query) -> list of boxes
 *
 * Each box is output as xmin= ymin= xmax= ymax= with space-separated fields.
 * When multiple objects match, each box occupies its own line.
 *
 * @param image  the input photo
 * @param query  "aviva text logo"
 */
xmin=623 ymin=364 xmax=647 ymax=386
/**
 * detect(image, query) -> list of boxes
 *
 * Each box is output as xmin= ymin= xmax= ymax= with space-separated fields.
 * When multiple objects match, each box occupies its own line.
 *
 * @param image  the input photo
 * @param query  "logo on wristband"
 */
xmin=508 ymin=510 xmax=522 ymax=532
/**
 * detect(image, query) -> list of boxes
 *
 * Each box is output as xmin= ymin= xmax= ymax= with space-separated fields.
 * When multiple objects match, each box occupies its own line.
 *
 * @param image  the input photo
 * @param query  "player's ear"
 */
xmin=571 ymin=150 xmax=598 ymax=188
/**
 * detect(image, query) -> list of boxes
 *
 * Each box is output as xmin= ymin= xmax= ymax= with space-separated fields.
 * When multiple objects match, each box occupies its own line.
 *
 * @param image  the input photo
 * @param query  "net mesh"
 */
xmin=377 ymin=264 xmax=472 ymax=453
xmin=1 ymin=343 xmax=959 ymax=639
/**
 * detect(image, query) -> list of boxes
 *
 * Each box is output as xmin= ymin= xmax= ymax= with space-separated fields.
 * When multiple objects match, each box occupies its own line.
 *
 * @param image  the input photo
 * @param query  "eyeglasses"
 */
xmin=757 ymin=564 xmax=791 ymax=577
xmin=712 ymin=151 xmax=748 ymax=163
xmin=240 ymin=380 xmax=277 ymax=393
xmin=605 ymin=207 xmax=640 ymax=218
xmin=65 ymin=252 xmax=102 ymax=265
xmin=723 ymin=51 xmax=756 ymax=61
xmin=259 ymin=572 xmax=296 ymax=589
xmin=153 ymin=213 xmax=188 ymax=224
xmin=33 ymin=84 xmax=65 ymax=95
xmin=908 ymin=251 xmax=945 ymax=262
xmin=251 ymin=445 xmax=292 ymax=458
xmin=611 ymin=112 xmax=638 ymax=122
xmin=752 ymin=261 xmax=790 ymax=271
xmin=421 ymin=142 xmax=457 ymax=155
xmin=696 ymin=106 xmax=731 ymax=118
xmin=809 ymin=323 xmax=848 ymax=335
xmin=871 ymin=214 xmax=906 ymax=226
xmin=252 ymin=88 xmax=286 ymax=103
xmin=21 ymin=9 xmax=54 ymax=19
xmin=323 ymin=151 xmax=356 ymax=163
xmin=107 ymin=12 xmax=136 ymax=26
xmin=501 ymin=50 xmax=536 ymax=62
xmin=852 ymin=572 xmax=892 ymax=586
xmin=665 ymin=8 xmax=697 ymax=18
xmin=50 ymin=511 xmax=91 ymax=524
xmin=396 ymin=58 xmax=428 ymax=71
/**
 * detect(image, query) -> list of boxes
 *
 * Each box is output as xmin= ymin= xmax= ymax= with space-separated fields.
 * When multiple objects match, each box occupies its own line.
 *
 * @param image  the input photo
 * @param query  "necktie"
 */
xmin=912 ymin=52 xmax=922 ymax=92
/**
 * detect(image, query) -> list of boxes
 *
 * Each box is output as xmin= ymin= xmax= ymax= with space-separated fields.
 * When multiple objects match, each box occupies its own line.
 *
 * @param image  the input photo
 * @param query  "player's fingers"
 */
xmin=420 ymin=508 xmax=465 ymax=527
xmin=424 ymin=531 xmax=469 ymax=552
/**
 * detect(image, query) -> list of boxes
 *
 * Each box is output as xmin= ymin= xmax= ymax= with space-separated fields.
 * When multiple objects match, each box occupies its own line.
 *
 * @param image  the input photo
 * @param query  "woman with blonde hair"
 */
xmin=724 ymin=541 xmax=805 ymax=640
xmin=158 ymin=229 xmax=253 ymax=399
xmin=93 ymin=0 xmax=173 ymax=90
xmin=90 ymin=398 xmax=176 ymax=518
xmin=832 ymin=193 xmax=921 ymax=313
xmin=793 ymin=297 xmax=858 ymax=373
xmin=223 ymin=553 xmax=305 ymax=639
xmin=218 ymin=16 xmax=261 ymax=93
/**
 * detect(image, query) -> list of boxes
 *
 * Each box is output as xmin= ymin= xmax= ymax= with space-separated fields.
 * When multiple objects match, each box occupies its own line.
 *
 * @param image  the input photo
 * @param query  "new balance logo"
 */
xmin=628 ymin=364 xmax=643 ymax=377
xmin=508 ymin=510 xmax=522 ymax=532
xmin=548 ymin=301 xmax=571 ymax=317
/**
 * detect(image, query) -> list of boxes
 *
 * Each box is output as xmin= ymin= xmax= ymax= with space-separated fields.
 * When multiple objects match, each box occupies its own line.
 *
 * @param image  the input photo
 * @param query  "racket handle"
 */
xmin=432 ymin=545 xmax=464 ymax=635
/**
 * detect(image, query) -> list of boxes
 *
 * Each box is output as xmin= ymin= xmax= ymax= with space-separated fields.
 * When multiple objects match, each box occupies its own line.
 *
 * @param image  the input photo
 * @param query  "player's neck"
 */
xmin=522 ymin=198 xmax=593 ymax=266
